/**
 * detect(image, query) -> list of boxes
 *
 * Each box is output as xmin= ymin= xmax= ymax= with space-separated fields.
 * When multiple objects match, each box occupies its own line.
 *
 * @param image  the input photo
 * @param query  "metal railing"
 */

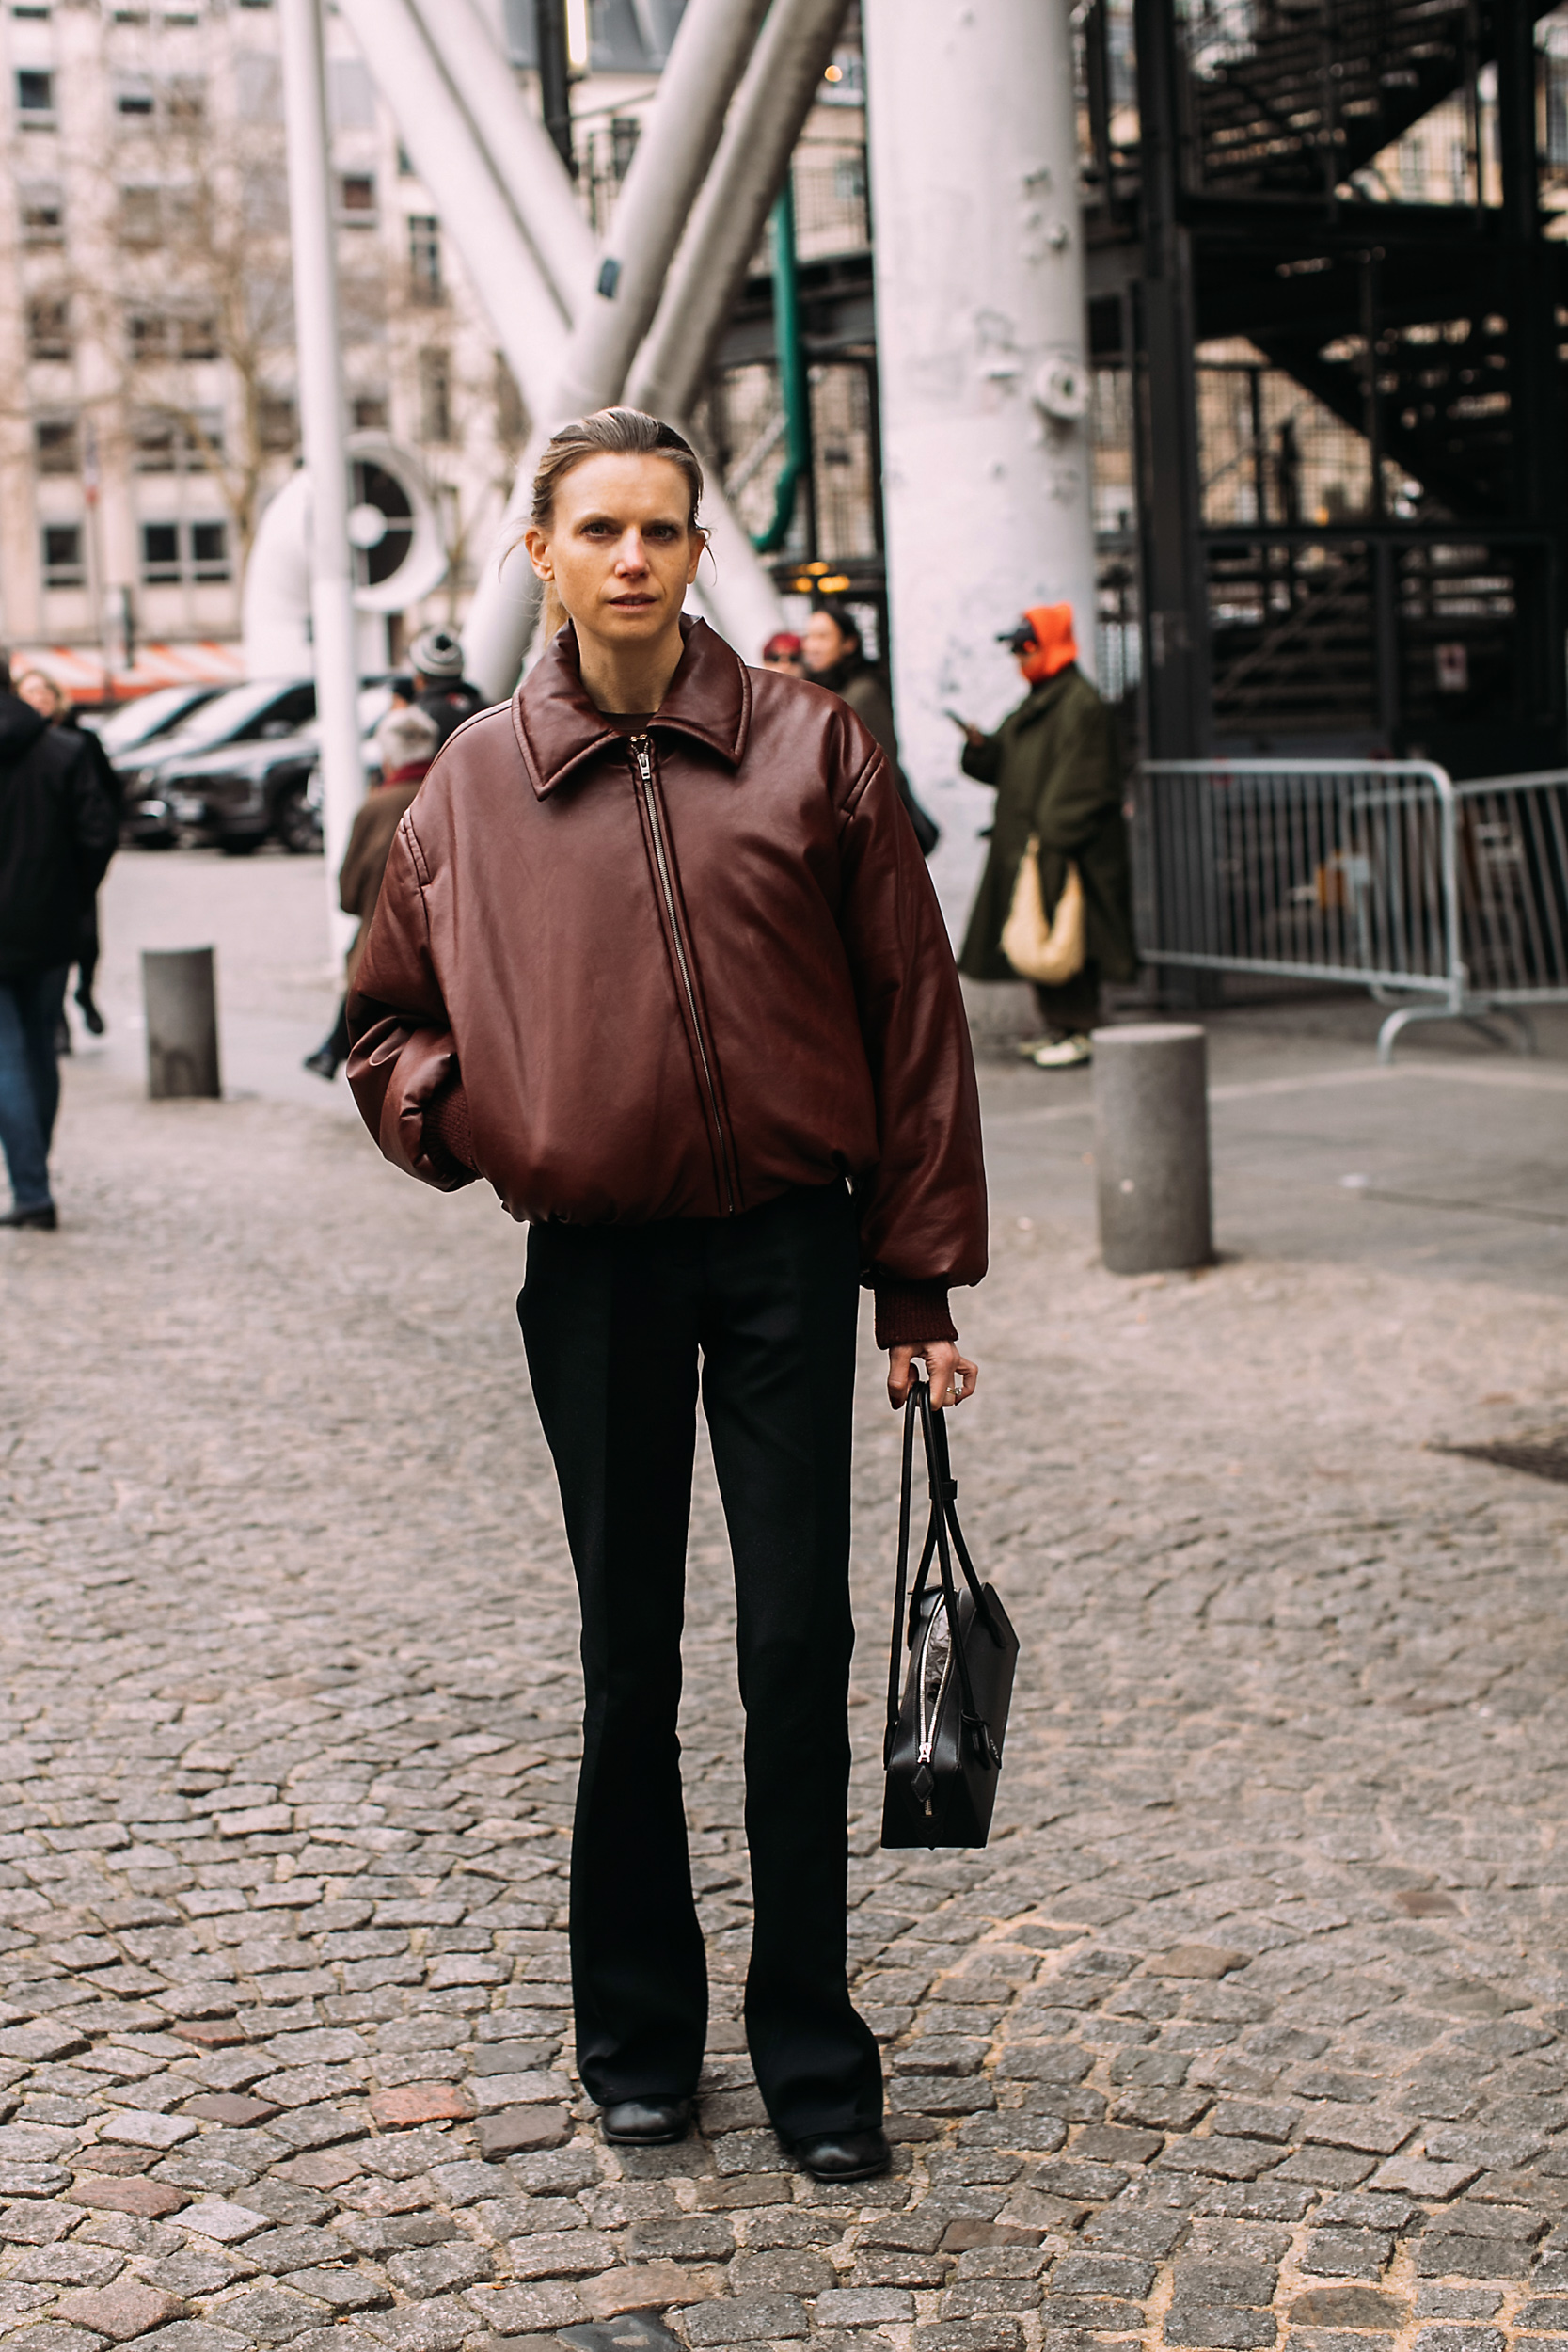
xmin=1134 ymin=758 xmax=1568 ymax=1059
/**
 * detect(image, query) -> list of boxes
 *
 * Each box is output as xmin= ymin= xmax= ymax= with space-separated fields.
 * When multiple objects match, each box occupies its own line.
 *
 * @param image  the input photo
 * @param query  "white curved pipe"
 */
xmin=242 ymin=469 xmax=314 ymax=678
xmin=281 ymin=0 xmax=361 ymax=963
xmin=415 ymin=0 xmax=598 ymax=318
xmin=627 ymin=0 xmax=849 ymax=422
xmin=460 ymin=0 xmax=784 ymax=695
xmin=336 ymin=0 xmax=568 ymax=422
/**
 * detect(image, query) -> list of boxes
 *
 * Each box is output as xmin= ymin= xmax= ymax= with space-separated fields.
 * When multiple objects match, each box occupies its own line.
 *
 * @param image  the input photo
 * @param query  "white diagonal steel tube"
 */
xmin=335 ymin=0 xmax=567 ymax=421
xmin=279 ymin=0 xmax=361 ymax=963
xmin=626 ymin=0 xmax=849 ymax=423
xmin=413 ymin=0 xmax=598 ymax=319
xmin=459 ymin=0 xmax=783 ymax=695
xmin=551 ymin=0 xmax=772 ymax=419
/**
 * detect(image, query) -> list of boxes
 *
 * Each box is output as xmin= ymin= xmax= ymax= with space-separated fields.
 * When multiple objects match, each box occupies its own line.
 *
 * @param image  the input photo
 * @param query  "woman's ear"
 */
xmin=522 ymin=523 xmax=553 ymax=582
xmin=691 ymin=527 xmax=713 ymax=585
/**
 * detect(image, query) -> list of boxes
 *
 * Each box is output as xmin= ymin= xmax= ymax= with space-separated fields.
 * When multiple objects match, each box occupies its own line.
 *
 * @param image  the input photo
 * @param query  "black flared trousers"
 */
xmin=517 ymin=1181 xmax=883 ymax=2141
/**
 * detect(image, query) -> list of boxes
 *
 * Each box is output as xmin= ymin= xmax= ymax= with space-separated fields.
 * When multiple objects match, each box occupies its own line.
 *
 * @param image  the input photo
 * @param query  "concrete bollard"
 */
xmin=142 ymin=947 xmax=221 ymax=1101
xmin=1091 ymin=1023 xmax=1212 ymax=1275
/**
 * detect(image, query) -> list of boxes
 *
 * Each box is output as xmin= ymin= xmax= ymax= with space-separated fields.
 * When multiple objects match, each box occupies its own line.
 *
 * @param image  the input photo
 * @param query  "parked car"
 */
xmin=83 ymin=682 xmax=229 ymax=765
xmin=166 ymin=684 xmax=397 ymax=854
xmin=119 ymin=678 xmax=321 ymax=848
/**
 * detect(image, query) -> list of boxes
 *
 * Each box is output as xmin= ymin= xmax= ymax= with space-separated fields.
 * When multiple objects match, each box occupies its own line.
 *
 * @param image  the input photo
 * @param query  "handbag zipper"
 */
xmin=915 ymin=1599 xmax=955 ymax=1813
xmin=628 ymin=734 xmax=736 ymax=1214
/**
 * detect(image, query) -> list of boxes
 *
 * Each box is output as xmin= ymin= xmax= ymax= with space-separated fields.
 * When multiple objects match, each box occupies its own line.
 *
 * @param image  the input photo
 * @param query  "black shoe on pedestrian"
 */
xmin=0 ymin=1204 xmax=57 ymax=1232
xmin=788 ymin=2126 xmax=891 ymax=2183
xmin=302 ymin=1045 xmax=341 ymax=1081
xmin=75 ymin=990 xmax=105 ymax=1037
xmin=600 ymin=2097 xmax=693 ymax=2147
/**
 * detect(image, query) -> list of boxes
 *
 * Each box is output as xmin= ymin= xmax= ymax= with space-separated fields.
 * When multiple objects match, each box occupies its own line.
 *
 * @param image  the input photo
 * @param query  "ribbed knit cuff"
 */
xmin=874 ymin=1279 xmax=958 ymax=1351
xmin=424 ymin=1077 xmax=475 ymax=1178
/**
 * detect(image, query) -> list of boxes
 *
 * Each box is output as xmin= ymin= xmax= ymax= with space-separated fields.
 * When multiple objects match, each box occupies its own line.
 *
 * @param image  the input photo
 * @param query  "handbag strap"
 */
xmin=883 ymin=1381 xmax=919 ymax=1766
xmin=925 ymin=1404 xmax=1004 ymax=1646
xmin=885 ymin=1377 xmax=1004 ymax=1772
xmin=914 ymin=1380 xmax=995 ymax=1768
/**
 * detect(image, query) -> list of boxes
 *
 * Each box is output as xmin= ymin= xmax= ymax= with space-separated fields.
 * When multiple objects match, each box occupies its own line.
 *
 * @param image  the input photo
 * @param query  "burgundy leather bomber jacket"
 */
xmin=346 ymin=616 xmax=987 ymax=1343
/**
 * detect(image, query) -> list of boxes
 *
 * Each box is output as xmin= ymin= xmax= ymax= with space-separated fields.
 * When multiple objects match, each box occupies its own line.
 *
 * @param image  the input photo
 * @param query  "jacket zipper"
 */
xmin=629 ymin=734 xmax=736 ymax=1215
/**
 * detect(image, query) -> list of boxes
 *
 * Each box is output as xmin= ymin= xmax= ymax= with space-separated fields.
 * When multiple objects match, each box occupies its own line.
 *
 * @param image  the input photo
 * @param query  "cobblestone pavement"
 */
xmin=3 ymin=886 xmax=1568 ymax=2352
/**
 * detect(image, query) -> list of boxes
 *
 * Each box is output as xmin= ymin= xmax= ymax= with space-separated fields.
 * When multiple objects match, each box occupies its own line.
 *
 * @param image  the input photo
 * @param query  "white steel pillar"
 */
xmin=279 ymin=0 xmax=361 ymax=964
xmin=457 ymin=0 xmax=777 ymax=696
xmin=862 ymin=0 xmax=1096 ymax=923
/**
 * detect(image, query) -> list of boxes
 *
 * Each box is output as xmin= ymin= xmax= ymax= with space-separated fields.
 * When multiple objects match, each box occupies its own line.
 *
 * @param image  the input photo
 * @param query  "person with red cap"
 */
xmin=953 ymin=603 xmax=1134 ymax=1067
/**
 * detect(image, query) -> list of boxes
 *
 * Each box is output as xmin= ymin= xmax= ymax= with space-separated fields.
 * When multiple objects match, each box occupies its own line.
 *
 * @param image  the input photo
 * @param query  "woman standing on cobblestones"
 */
xmin=346 ymin=408 xmax=987 ymax=2186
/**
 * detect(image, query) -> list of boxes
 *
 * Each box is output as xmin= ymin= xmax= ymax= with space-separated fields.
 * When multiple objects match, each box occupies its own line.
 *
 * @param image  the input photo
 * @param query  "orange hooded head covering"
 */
xmin=1013 ymin=603 xmax=1077 ymax=684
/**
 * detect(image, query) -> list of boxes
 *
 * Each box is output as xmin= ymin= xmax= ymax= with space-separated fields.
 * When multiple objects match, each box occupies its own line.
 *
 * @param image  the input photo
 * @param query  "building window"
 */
xmin=610 ymin=114 xmax=640 ymax=182
xmin=408 ymin=214 xmax=442 ymax=302
xmin=41 ymin=522 xmax=83 ymax=589
xmin=119 ymin=185 xmax=162 ymax=246
xmin=133 ymin=410 xmax=223 ymax=471
xmin=338 ymin=171 xmax=376 ymax=223
xmin=257 ymin=392 xmax=297 ymax=452
xmin=27 ymin=295 xmax=71 ymax=360
xmin=140 ymin=519 xmax=230 ymax=584
xmin=35 ymin=416 xmax=77 ymax=474
xmin=191 ymin=520 xmax=228 ymax=578
xmin=418 ymin=347 xmax=451 ymax=443
xmin=141 ymin=522 xmax=180 ymax=581
xmin=166 ymin=75 xmax=204 ymax=120
xmin=352 ymin=392 xmax=388 ymax=431
xmin=20 ymin=182 xmax=63 ymax=244
xmin=16 ymin=68 xmax=55 ymax=124
xmin=114 ymin=73 xmax=155 ymax=117
xmin=129 ymin=310 xmax=219 ymax=362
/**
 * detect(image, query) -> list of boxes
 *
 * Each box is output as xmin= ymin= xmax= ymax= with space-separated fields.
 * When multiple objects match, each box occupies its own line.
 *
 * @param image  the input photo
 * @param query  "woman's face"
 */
xmin=15 ymin=672 xmax=61 ymax=720
xmin=802 ymin=612 xmax=848 ymax=675
xmin=524 ymin=453 xmax=701 ymax=658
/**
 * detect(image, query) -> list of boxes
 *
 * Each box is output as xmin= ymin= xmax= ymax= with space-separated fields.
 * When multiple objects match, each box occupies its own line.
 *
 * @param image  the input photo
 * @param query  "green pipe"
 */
xmin=752 ymin=176 xmax=810 ymax=553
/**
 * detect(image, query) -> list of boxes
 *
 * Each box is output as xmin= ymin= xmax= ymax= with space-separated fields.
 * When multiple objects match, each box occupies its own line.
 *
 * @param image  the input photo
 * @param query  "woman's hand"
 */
xmin=888 ymin=1341 xmax=979 ymax=1411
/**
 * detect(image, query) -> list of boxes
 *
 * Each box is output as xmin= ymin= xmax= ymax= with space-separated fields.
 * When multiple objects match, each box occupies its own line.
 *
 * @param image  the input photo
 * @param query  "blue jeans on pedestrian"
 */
xmin=0 ymin=966 xmax=68 ymax=1212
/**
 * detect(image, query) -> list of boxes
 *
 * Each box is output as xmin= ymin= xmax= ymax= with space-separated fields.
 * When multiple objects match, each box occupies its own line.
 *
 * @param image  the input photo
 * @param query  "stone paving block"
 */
xmin=68 ymin=2175 xmax=185 ymax=2217
xmin=464 ymin=2283 xmax=588 ymax=2334
xmin=914 ymin=2321 xmax=1022 ymax=2352
xmin=97 ymin=2109 xmax=197 ymax=2149
xmin=1291 ymin=2289 xmax=1410 ymax=2328
xmin=359 ymin=2298 xmax=478 ymax=2351
xmin=679 ymin=2293 xmax=810 ymax=2343
xmin=55 ymin=2278 xmax=188 ymax=2339
xmin=816 ymin=2289 xmax=916 ymax=2324
xmin=0 ymin=2330 xmax=104 ymax=2352
xmin=1163 ymin=2309 xmax=1278 ymax=2348
xmin=368 ymin=2083 xmax=475 ymax=2128
xmin=179 ymin=2198 xmax=273 ymax=2241
xmin=477 ymin=2105 xmax=571 ymax=2158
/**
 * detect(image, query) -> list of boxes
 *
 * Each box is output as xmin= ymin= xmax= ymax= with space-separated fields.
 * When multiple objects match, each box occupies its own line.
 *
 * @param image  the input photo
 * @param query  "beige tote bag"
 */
xmin=1001 ymin=834 xmax=1086 ymax=985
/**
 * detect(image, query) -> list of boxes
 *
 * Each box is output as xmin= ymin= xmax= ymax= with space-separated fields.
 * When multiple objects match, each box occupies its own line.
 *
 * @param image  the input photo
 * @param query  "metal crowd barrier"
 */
xmin=1133 ymin=758 xmax=1568 ymax=1061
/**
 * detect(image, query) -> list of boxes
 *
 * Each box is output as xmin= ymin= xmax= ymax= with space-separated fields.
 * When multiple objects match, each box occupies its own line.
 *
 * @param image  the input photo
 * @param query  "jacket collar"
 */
xmin=1013 ymin=665 xmax=1079 ymax=727
xmin=512 ymin=613 xmax=752 ymax=799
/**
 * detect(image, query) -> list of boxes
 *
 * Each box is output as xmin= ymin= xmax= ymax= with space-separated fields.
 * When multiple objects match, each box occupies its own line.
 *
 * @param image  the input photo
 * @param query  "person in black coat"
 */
xmin=0 ymin=662 xmax=117 ymax=1228
xmin=14 ymin=670 xmax=122 ymax=1036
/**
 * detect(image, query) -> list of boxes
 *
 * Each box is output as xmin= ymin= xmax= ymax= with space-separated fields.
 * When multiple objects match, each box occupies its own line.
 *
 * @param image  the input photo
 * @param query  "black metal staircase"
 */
xmin=1088 ymin=0 xmax=1568 ymax=772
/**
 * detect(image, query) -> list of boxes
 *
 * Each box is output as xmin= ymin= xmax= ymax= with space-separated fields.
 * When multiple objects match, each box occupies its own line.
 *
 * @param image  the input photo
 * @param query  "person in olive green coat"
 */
xmin=956 ymin=602 xmax=1135 ymax=1068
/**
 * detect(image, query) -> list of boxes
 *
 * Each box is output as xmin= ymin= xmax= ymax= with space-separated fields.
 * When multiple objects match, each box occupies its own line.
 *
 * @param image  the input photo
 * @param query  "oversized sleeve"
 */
xmin=960 ymin=730 xmax=1003 ymax=785
xmin=65 ymin=737 xmax=118 ymax=895
xmin=345 ymin=812 xmax=476 ymax=1192
xmin=836 ymin=745 xmax=988 ymax=1304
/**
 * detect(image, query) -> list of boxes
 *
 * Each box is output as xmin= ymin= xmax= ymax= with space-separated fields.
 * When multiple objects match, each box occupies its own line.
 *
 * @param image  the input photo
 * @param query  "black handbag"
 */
xmin=881 ymin=1377 xmax=1019 ymax=1849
